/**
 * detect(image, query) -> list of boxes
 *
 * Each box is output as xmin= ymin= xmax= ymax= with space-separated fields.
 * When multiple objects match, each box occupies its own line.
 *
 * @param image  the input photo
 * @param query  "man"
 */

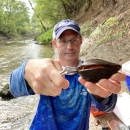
xmin=9 ymin=19 xmax=126 ymax=130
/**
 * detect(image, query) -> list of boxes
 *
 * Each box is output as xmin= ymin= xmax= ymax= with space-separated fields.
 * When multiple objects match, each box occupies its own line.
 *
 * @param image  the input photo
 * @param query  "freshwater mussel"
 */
xmin=78 ymin=59 xmax=121 ymax=83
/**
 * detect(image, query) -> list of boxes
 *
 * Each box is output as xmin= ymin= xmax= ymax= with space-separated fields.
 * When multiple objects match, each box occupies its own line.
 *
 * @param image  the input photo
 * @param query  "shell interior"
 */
xmin=78 ymin=59 xmax=121 ymax=83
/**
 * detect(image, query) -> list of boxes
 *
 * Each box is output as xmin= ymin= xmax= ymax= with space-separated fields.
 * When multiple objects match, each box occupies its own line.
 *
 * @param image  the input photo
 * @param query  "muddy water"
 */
xmin=0 ymin=39 xmax=54 ymax=130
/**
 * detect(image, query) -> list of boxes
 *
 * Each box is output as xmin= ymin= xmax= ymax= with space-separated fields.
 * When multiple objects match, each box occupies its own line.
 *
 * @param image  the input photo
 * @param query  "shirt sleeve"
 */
xmin=9 ymin=61 xmax=34 ymax=97
xmin=89 ymin=93 xmax=117 ymax=113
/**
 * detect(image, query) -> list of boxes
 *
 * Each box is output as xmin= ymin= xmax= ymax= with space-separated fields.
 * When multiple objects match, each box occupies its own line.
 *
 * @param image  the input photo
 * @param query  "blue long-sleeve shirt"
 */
xmin=9 ymin=61 xmax=117 ymax=130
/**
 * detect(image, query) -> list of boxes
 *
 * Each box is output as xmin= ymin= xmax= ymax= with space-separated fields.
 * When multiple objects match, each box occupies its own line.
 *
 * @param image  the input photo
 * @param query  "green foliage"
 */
xmin=80 ymin=21 xmax=93 ymax=36
xmin=0 ymin=0 xmax=30 ymax=37
xmin=60 ymin=0 xmax=87 ymax=17
xmin=90 ymin=17 xmax=118 ymax=37
xmin=90 ymin=25 xmax=102 ymax=36
xmin=33 ymin=0 xmax=67 ymax=29
xmin=4 ymin=84 xmax=9 ymax=89
xmin=36 ymin=28 xmax=53 ymax=45
xmin=114 ymin=29 xmax=126 ymax=38
xmin=89 ymin=17 xmax=124 ymax=44
xmin=32 ymin=0 xmax=88 ymax=30
xmin=103 ymin=17 xmax=119 ymax=28
xmin=96 ymin=34 xmax=111 ymax=45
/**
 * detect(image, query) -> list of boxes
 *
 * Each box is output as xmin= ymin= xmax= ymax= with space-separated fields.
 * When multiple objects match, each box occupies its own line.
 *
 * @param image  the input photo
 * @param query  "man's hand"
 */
xmin=24 ymin=58 xmax=69 ymax=96
xmin=78 ymin=71 xmax=126 ymax=98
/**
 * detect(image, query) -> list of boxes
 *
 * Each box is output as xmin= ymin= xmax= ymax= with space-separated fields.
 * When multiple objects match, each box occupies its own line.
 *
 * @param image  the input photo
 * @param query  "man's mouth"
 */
xmin=66 ymin=52 xmax=75 ymax=55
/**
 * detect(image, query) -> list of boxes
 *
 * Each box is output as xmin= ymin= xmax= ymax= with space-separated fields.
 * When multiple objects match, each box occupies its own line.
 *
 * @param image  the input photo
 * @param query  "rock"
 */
xmin=95 ymin=120 xmax=100 ymax=126
xmin=0 ymin=84 xmax=14 ymax=100
xmin=35 ymin=41 xmax=42 ymax=45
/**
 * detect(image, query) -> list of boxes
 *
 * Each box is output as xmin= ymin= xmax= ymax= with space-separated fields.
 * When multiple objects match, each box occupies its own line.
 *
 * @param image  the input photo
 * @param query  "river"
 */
xmin=0 ymin=39 xmax=54 ymax=130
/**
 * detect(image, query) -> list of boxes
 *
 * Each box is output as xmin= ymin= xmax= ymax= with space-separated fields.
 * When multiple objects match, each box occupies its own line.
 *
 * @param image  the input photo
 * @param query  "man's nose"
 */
xmin=66 ymin=41 xmax=73 ymax=49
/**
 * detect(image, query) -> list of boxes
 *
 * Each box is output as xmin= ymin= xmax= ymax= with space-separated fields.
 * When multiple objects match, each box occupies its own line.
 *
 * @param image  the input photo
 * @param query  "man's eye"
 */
xmin=71 ymin=39 xmax=76 ymax=42
xmin=71 ymin=39 xmax=77 ymax=43
xmin=61 ymin=40 xmax=67 ymax=43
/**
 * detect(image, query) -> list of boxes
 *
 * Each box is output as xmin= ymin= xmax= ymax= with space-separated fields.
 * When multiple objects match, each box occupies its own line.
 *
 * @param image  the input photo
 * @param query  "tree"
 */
xmin=33 ymin=0 xmax=67 ymax=29
xmin=32 ymin=0 xmax=92 ymax=31
xmin=0 ymin=0 xmax=30 ymax=37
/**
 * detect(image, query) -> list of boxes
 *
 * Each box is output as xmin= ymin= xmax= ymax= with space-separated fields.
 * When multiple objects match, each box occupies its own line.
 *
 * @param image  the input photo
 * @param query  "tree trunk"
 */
xmin=27 ymin=0 xmax=47 ymax=31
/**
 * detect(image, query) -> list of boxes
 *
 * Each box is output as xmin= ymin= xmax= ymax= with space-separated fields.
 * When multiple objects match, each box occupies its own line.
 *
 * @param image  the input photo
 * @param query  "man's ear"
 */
xmin=52 ymin=40 xmax=57 ymax=48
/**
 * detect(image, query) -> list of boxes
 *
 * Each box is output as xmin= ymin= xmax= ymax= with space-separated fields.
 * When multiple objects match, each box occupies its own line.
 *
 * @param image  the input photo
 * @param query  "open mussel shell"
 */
xmin=77 ymin=59 xmax=121 ymax=83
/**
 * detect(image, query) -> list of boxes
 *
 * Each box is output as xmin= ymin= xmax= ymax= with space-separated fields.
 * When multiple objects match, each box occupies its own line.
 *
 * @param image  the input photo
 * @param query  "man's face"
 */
xmin=52 ymin=29 xmax=82 ymax=66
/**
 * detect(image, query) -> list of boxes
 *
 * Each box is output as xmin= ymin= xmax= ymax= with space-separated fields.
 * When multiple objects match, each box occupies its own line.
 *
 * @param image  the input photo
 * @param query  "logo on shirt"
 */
xmin=80 ymin=89 xmax=87 ymax=96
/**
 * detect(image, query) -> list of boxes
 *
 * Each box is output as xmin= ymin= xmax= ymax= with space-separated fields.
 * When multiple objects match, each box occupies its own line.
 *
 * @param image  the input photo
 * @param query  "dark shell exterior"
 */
xmin=78 ymin=59 xmax=121 ymax=83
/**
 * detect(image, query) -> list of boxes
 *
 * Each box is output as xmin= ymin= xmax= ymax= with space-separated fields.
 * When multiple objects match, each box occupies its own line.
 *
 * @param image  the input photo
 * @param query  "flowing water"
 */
xmin=0 ymin=39 xmax=54 ymax=130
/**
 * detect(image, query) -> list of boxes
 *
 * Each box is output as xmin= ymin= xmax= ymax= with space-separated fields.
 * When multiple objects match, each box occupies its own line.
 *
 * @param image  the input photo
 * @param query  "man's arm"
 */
xmin=9 ymin=59 xmax=69 ymax=97
xmin=9 ymin=61 xmax=34 ymax=97
xmin=89 ymin=93 xmax=117 ymax=113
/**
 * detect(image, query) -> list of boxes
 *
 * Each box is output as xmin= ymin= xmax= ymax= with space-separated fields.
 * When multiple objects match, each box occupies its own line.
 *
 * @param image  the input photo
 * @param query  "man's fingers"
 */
xmin=43 ymin=77 xmax=63 ymax=96
xmin=110 ymin=71 xmax=126 ymax=81
xmin=52 ymin=59 xmax=62 ymax=71
xmin=78 ymin=77 xmax=86 ymax=85
xmin=42 ymin=60 xmax=69 ymax=89
xmin=48 ymin=68 xmax=69 ymax=89
xmin=98 ymin=79 xmax=121 ymax=94
xmin=32 ymin=79 xmax=62 ymax=96
xmin=78 ymin=76 xmax=121 ymax=98
xmin=79 ymin=77 xmax=110 ymax=97
xmin=24 ymin=58 xmax=70 ymax=96
xmin=78 ymin=77 xmax=100 ymax=92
